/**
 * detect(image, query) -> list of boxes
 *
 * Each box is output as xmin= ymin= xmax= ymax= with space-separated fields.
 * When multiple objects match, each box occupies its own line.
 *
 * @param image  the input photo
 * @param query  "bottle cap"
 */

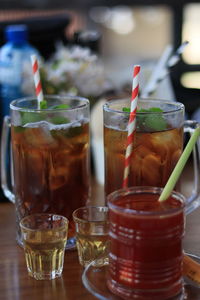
xmin=5 ymin=24 xmax=28 ymax=42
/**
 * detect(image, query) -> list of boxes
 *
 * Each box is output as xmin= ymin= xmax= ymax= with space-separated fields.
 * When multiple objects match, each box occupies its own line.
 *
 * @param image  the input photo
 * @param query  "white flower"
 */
xmin=42 ymin=43 xmax=113 ymax=97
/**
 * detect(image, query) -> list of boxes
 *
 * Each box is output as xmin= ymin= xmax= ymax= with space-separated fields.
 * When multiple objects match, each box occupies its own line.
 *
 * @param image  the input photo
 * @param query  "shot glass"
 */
xmin=73 ymin=206 xmax=109 ymax=267
xmin=20 ymin=213 xmax=68 ymax=280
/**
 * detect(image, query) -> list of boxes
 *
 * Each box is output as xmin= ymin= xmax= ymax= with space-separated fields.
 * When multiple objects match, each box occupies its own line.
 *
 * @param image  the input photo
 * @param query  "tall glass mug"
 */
xmin=1 ymin=95 xmax=90 ymax=249
xmin=103 ymin=98 xmax=200 ymax=212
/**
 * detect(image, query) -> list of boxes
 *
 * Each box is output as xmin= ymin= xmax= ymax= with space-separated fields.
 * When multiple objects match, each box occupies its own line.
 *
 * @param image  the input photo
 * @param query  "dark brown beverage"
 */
xmin=12 ymin=120 xmax=90 ymax=240
xmin=104 ymin=126 xmax=183 ymax=195
xmin=104 ymin=99 xmax=185 ymax=195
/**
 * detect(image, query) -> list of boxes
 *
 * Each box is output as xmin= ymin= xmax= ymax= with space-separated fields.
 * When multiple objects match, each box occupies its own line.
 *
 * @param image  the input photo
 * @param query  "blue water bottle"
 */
xmin=0 ymin=24 xmax=40 ymax=117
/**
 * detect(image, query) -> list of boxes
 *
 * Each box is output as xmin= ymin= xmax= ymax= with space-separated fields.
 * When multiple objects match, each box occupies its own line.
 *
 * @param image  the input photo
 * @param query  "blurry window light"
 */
xmin=90 ymin=5 xmax=135 ymax=35
xmin=182 ymin=4 xmax=200 ymax=64
xmin=89 ymin=6 xmax=111 ymax=24
xmin=181 ymin=72 xmax=200 ymax=89
xmin=139 ymin=6 xmax=167 ymax=25
xmin=107 ymin=6 xmax=135 ymax=35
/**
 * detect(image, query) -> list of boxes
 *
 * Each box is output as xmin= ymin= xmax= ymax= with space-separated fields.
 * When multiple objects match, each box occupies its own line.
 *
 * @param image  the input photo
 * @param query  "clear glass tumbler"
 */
xmin=73 ymin=206 xmax=109 ymax=267
xmin=20 ymin=213 xmax=68 ymax=280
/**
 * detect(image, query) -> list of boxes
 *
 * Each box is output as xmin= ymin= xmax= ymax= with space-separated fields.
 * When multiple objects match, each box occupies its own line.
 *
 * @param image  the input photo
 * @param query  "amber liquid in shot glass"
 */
xmin=20 ymin=214 xmax=68 ymax=280
xmin=73 ymin=206 xmax=109 ymax=267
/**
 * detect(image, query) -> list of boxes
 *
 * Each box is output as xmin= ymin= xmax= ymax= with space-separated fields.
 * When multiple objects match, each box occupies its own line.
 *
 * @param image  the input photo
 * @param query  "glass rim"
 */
xmin=103 ymin=98 xmax=185 ymax=115
xmin=10 ymin=95 xmax=90 ymax=112
xmin=20 ymin=213 xmax=69 ymax=231
xmin=107 ymin=186 xmax=185 ymax=217
xmin=73 ymin=206 xmax=109 ymax=224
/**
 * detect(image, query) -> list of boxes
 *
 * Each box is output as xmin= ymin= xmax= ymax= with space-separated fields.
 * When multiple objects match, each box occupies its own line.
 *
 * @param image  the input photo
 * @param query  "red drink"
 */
xmin=107 ymin=187 xmax=185 ymax=299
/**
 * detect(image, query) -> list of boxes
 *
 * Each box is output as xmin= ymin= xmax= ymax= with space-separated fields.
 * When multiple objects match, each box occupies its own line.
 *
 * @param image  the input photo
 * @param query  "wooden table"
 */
xmin=0 ymin=176 xmax=200 ymax=300
xmin=0 ymin=201 xmax=97 ymax=300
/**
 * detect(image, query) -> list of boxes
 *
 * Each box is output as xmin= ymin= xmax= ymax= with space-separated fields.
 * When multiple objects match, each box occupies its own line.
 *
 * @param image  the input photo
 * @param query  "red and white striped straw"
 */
xmin=122 ymin=65 xmax=140 ymax=188
xmin=31 ymin=54 xmax=44 ymax=108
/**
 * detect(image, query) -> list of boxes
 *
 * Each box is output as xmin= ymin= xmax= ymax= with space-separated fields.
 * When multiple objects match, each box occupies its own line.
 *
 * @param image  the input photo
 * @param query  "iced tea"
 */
xmin=104 ymin=99 xmax=184 ymax=195
xmin=10 ymin=96 xmax=90 ymax=247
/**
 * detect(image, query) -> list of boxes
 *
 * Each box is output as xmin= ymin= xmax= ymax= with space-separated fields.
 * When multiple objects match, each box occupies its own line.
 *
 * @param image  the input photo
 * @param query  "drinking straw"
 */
xmin=159 ymin=127 xmax=200 ymax=202
xmin=122 ymin=65 xmax=140 ymax=188
xmin=141 ymin=41 xmax=189 ymax=98
xmin=141 ymin=45 xmax=173 ymax=98
xmin=31 ymin=54 xmax=44 ymax=108
xmin=167 ymin=41 xmax=189 ymax=67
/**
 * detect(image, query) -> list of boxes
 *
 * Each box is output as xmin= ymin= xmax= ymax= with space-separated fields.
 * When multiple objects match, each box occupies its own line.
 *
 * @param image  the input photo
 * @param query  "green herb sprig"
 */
xmin=122 ymin=107 xmax=167 ymax=131
xmin=20 ymin=102 xmax=70 ymax=126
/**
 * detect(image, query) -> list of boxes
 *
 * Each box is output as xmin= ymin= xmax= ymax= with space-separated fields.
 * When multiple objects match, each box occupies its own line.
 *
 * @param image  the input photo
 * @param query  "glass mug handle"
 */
xmin=184 ymin=120 xmax=200 ymax=214
xmin=1 ymin=116 xmax=15 ymax=203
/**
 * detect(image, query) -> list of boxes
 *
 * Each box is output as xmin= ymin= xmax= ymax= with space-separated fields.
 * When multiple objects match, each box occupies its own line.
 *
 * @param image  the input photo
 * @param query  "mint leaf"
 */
xmin=21 ymin=112 xmax=44 ymax=125
xmin=148 ymin=107 xmax=163 ymax=112
xmin=40 ymin=100 xmax=48 ymax=109
xmin=145 ymin=115 xmax=167 ymax=131
xmin=139 ymin=107 xmax=167 ymax=131
xmin=51 ymin=126 xmax=82 ymax=138
xmin=138 ymin=108 xmax=149 ymax=113
xmin=51 ymin=116 xmax=69 ymax=124
xmin=122 ymin=107 xmax=167 ymax=130
xmin=122 ymin=107 xmax=130 ymax=112
xmin=137 ymin=107 xmax=163 ymax=113
xmin=120 ymin=107 xmax=167 ymax=131
xmin=66 ymin=126 xmax=82 ymax=137
xmin=51 ymin=104 xmax=70 ymax=109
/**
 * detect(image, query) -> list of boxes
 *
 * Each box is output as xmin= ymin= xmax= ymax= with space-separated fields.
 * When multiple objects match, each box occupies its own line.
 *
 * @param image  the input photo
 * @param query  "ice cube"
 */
xmin=141 ymin=153 xmax=162 ymax=186
xmin=152 ymin=130 xmax=181 ymax=150
xmin=107 ymin=115 xmax=128 ymax=131
xmin=24 ymin=120 xmax=78 ymax=130
xmin=129 ymin=137 xmax=162 ymax=186
xmin=24 ymin=123 xmax=57 ymax=148
xmin=149 ymin=129 xmax=182 ymax=162
xmin=48 ymin=165 xmax=69 ymax=190
xmin=134 ymin=144 xmax=154 ymax=159
xmin=171 ymin=149 xmax=182 ymax=168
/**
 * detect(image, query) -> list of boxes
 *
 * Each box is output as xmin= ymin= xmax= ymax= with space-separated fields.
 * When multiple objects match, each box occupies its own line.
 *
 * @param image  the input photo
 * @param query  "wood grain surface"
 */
xmin=0 ymin=171 xmax=199 ymax=300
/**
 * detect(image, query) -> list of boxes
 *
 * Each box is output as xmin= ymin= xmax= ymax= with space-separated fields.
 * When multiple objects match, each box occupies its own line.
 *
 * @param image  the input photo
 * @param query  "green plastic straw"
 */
xmin=159 ymin=127 xmax=200 ymax=202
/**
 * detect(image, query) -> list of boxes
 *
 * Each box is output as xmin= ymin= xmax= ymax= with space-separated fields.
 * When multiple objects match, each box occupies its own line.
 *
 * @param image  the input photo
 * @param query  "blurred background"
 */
xmin=0 ymin=0 xmax=199 ymax=115
xmin=0 ymin=0 xmax=199 ymax=199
